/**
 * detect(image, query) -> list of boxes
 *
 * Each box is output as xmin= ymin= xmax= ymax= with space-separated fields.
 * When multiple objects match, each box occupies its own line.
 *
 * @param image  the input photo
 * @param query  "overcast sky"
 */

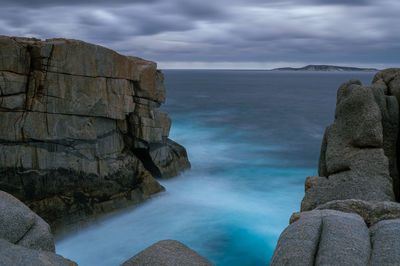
xmin=1 ymin=0 xmax=399 ymax=69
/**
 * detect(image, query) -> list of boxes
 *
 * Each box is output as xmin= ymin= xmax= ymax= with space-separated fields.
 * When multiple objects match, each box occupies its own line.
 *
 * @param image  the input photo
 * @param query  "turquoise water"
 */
xmin=55 ymin=71 xmax=376 ymax=265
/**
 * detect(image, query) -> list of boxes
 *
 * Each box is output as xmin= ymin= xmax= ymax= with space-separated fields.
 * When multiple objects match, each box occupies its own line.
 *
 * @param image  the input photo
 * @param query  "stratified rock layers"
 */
xmin=0 ymin=36 xmax=190 ymax=228
xmin=271 ymin=69 xmax=400 ymax=265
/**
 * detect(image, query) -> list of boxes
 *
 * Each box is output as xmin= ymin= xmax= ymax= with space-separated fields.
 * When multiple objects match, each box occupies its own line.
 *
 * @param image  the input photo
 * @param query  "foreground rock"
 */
xmin=0 ymin=190 xmax=76 ymax=265
xmin=271 ymin=69 xmax=400 ymax=265
xmin=0 ymin=36 xmax=190 ymax=228
xmin=0 ymin=191 xmax=54 ymax=252
xmin=0 ymin=239 xmax=76 ymax=266
xmin=122 ymin=240 xmax=213 ymax=266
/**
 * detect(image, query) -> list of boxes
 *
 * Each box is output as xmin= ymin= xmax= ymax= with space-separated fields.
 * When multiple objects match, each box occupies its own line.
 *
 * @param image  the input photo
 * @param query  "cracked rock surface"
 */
xmin=0 ymin=36 xmax=190 ymax=229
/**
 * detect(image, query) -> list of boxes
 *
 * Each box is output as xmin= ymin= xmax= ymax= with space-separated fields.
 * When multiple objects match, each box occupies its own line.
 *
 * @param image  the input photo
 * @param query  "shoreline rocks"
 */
xmin=121 ymin=240 xmax=213 ymax=266
xmin=0 ymin=35 xmax=190 ymax=229
xmin=271 ymin=68 xmax=400 ymax=265
xmin=0 ymin=190 xmax=77 ymax=265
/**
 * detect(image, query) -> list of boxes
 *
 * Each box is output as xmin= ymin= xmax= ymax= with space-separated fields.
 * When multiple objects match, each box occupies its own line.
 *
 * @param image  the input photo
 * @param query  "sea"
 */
xmin=55 ymin=70 xmax=376 ymax=266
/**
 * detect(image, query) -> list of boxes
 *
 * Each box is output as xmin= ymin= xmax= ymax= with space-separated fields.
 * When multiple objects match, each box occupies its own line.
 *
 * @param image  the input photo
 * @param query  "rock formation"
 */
xmin=271 ymin=69 xmax=400 ymax=265
xmin=0 ymin=190 xmax=76 ymax=265
xmin=121 ymin=240 xmax=213 ymax=266
xmin=0 ymin=36 xmax=190 ymax=229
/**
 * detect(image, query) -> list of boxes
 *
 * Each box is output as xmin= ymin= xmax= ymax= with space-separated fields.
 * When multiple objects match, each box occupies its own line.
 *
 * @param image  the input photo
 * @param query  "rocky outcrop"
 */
xmin=121 ymin=240 xmax=213 ymax=266
xmin=0 ymin=36 xmax=190 ymax=228
xmin=271 ymin=69 xmax=400 ymax=265
xmin=0 ymin=190 xmax=76 ymax=265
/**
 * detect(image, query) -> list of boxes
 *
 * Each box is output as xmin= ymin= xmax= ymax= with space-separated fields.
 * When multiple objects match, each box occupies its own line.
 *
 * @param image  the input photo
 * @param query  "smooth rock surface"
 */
xmin=0 ymin=36 xmax=190 ymax=228
xmin=271 ymin=210 xmax=370 ymax=266
xmin=121 ymin=240 xmax=213 ymax=266
xmin=0 ymin=190 xmax=54 ymax=252
xmin=370 ymin=219 xmax=400 ymax=265
xmin=0 ymin=239 xmax=76 ymax=266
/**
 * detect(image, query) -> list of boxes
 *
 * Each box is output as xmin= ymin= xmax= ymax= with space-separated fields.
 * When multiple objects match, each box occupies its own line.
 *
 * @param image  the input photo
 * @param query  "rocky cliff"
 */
xmin=0 ymin=36 xmax=190 ymax=229
xmin=271 ymin=69 xmax=400 ymax=265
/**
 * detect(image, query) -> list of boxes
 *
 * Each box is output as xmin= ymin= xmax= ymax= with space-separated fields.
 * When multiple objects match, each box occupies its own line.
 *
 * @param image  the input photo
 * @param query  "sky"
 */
xmin=0 ymin=0 xmax=399 ymax=69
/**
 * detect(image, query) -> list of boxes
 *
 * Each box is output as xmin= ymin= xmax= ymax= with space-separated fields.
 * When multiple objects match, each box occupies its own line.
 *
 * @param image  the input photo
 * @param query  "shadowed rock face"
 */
xmin=271 ymin=69 xmax=400 ymax=266
xmin=0 ymin=36 xmax=190 ymax=228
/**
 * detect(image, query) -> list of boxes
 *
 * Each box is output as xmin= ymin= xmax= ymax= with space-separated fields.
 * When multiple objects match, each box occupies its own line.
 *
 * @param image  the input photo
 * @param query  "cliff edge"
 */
xmin=0 ymin=36 xmax=190 ymax=229
xmin=271 ymin=68 xmax=400 ymax=265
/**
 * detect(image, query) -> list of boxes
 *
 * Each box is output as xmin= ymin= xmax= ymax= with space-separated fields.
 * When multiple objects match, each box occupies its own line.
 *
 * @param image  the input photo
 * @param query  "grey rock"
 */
xmin=370 ymin=219 xmax=400 ymax=265
xmin=314 ymin=199 xmax=400 ymax=226
xmin=372 ymin=68 xmax=400 ymax=198
xmin=270 ymin=210 xmax=322 ymax=266
xmin=271 ymin=210 xmax=370 ymax=266
xmin=303 ymin=79 xmax=396 ymax=211
xmin=0 ymin=239 xmax=76 ymax=266
xmin=149 ymin=139 xmax=191 ymax=178
xmin=0 ymin=35 xmax=190 ymax=228
xmin=0 ymin=191 xmax=54 ymax=252
xmin=121 ymin=240 xmax=213 ymax=266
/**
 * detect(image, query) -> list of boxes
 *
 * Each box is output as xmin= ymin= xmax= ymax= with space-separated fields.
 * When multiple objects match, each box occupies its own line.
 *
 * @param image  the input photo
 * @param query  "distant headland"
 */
xmin=273 ymin=64 xmax=379 ymax=72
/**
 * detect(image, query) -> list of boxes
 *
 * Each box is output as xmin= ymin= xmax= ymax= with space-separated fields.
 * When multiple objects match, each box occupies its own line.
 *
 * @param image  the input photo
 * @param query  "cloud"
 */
xmin=0 ymin=0 xmax=399 ymax=68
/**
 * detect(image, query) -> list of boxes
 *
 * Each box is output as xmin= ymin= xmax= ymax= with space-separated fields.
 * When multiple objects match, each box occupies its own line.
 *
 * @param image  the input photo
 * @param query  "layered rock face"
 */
xmin=0 ymin=36 xmax=190 ymax=228
xmin=271 ymin=69 xmax=400 ymax=265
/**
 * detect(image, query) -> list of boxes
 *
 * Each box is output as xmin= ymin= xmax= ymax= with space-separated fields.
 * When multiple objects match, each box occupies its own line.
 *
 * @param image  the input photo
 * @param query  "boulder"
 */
xmin=370 ymin=219 xmax=400 ymax=265
xmin=271 ymin=210 xmax=370 ymax=266
xmin=0 ymin=36 xmax=190 ymax=228
xmin=0 ymin=239 xmax=76 ymax=266
xmin=272 ymin=69 xmax=400 ymax=266
xmin=302 ymin=78 xmax=397 ymax=211
xmin=0 ymin=191 xmax=54 ymax=252
xmin=121 ymin=240 xmax=213 ymax=266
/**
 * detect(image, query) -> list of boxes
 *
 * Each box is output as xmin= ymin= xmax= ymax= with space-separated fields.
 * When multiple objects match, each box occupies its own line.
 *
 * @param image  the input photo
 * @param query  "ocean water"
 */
xmin=55 ymin=70 xmax=376 ymax=265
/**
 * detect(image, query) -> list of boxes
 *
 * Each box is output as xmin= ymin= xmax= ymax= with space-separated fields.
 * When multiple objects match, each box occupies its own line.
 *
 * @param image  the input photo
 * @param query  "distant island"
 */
xmin=272 ymin=64 xmax=378 ymax=72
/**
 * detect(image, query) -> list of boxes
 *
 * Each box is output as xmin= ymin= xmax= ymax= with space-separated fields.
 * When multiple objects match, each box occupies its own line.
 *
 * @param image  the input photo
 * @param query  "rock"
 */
xmin=372 ymin=68 xmax=400 ymax=199
xmin=149 ymin=139 xmax=192 ymax=178
xmin=370 ymin=219 xmax=400 ymax=265
xmin=0 ymin=191 xmax=54 ymax=252
xmin=270 ymin=210 xmax=322 ymax=266
xmin=272 ymin=69 xmax=400 ymax=266
xmin=121 ymin=240 xmax=213 ymax=266
xmin=0 ymin=36 xmax=190 ymax=229
xmin=271 ymin=210 xmax=370 ymax=266
xmin=314 ymin=199 xmax=400 ymax=226
xmin=302 ymin=78 xmax=397 ymax=211
xmin=0 ymin=239 xmax=76 ymax=266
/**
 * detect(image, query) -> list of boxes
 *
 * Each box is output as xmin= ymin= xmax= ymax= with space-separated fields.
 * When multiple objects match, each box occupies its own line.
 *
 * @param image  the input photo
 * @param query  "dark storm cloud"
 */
xmin=0 ymin=0 xmax=399 ymax=68
xmin=0 ymin=0 xmax=160 ymax=7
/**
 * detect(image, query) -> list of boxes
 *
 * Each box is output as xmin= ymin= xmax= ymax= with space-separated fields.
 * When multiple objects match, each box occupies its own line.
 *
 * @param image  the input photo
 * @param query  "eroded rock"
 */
xmin=0 ymin=36 xmax=190 ymax=228
xmin=272 ymin=69 xmax=400 ymax=266
xmin=271 ymin=210 xmax=370 ymax=266
xmin=302 ymin=77 xmax=397 ymax=211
